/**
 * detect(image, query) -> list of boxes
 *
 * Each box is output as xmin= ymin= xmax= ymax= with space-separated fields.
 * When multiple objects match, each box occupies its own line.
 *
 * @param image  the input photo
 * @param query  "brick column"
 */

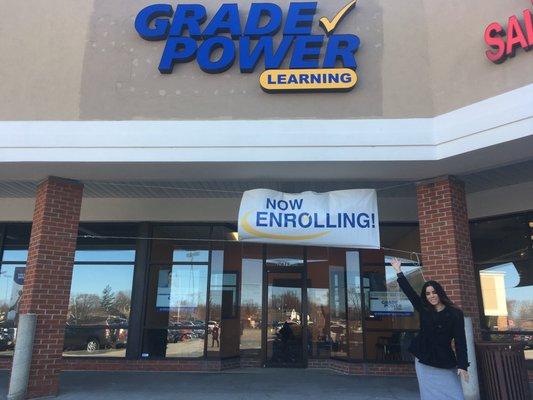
xmin=416 ymin=176 xmax=481 ymax=338
xmin=16 ymin=177 xmax=83 ymax=398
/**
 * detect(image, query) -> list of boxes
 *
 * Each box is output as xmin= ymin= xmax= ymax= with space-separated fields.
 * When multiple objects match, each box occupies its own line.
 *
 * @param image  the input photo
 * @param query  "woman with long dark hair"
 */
xmin=391 ymin=258 xmax=469 ymax=400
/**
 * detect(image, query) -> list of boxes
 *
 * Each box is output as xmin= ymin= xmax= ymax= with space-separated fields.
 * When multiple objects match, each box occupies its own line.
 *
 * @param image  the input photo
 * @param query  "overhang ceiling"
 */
xmin=0 ymin=158 xmax=531 ymax=199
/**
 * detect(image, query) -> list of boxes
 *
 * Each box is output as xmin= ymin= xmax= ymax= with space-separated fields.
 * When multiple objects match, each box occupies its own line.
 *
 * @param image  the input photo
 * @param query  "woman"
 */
xmin=391 ymin=258 xmax=469 ymax=400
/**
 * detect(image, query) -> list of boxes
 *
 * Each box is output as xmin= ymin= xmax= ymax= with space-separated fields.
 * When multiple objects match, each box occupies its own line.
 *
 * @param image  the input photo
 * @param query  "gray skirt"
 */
xmin=415 ymin=358 xmax=464 ymax=400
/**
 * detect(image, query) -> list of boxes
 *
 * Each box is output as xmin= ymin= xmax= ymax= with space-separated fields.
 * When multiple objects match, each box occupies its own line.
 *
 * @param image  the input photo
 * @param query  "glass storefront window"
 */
xmin=0 ymin=262 xmax=25 ymax=356
xmin=0 ymin=224 xmax=31 ymax=357
xmin=472 ymin=213 xmax=533 ymax=361
xmin=307 ymin=247 xmax=330 ymax=359
xmin=240 ymin=244 xmax=263 ymax=357
xmin=362 ymin=252 xmax=422 ymax=361
xmin=143 ymin=238 xmax=210 ymax=359
xmin=0 ymin=222 xmax=439 ymax=365
xmin=329 ymin=248 xmax=348 ymax=359
xmin=212 ymin=242 xmax=241 ymax=359
xmin=1 ymin=250 xmax=28 ymax=263
xmin=346 ymin=250 xmax=363 ymax=359
xmin=207 ymin=249 xmax=223 ymax=357
xmin=307 ymin=248 xmax=362 ymax=360
xmin=63 ymin=249 xmax=135 ymax=357
xmin=74 ymin=250 xmax=135 ymax=262
xmin=165 ymin=263 xmax=208 ymax=357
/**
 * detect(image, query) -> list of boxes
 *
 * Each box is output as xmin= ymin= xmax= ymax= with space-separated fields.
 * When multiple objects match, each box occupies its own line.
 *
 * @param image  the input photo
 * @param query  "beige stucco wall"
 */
xmin=0 ymin=0 xmax=531 ymax=120
xmin=423 ymin=0 xmax=532 ymax=115
xmin=0 ymin=0 xmax=95 ymax=120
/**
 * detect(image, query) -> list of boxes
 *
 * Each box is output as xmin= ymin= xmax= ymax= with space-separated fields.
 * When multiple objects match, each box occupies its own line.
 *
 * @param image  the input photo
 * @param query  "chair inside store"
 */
xmin=375 ymin=332 xmax=402 ymax=361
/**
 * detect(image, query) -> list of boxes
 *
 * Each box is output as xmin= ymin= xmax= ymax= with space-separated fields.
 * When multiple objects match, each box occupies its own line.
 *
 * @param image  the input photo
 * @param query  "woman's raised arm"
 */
xmin=392 ymin=258 xmax=422 ymax=312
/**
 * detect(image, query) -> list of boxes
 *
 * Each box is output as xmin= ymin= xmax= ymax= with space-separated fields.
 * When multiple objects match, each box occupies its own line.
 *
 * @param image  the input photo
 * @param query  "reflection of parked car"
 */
xmin=167 ymin=320 xmax=206 ymax=341
xmin=64 ymin=323 xmax=110 ymax=352
xmin=167 ymin=330 xmax=192 ymax=343
xmin=0 ymin=328 xmax=14 ymax=351
xmin=106 ymin=317 xmax=129 ymax=348
xmin=191 ymin=321 xmax=206 ymax=338
xmin=64 ymin=316 xmax=129 ymax=353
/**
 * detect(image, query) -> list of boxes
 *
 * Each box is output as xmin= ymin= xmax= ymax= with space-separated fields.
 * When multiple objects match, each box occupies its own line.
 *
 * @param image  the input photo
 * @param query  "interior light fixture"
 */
xmin=230 ymin=232 xmax=239 ymax=241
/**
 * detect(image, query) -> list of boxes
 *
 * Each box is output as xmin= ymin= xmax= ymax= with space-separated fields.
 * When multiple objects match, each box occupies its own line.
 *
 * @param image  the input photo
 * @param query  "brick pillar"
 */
xmin=416 ymin=176 xmax=481 ymax=338
xmin=17 ymin=177 xmax=83 ymax=398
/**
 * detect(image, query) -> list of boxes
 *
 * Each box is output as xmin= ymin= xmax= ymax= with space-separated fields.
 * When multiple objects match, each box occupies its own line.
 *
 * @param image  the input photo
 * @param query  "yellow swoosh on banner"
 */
xmin=240 ymin=211 xmax=330 ymax=241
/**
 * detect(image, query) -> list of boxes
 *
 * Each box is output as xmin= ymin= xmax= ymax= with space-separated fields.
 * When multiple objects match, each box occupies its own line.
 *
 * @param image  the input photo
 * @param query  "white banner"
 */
xmin=238 ymin=189 xmax=380 ymax=248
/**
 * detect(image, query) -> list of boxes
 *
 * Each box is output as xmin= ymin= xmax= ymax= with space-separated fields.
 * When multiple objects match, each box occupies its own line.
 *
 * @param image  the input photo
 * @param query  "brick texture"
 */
xmin=62 ymin=357 xmax=240 ymax=372
xmin=5 ymin=356 xmax=532 ymax=382
xmin=308 ymin=359 xmax=416 ymax=376
xmin=62 ymin=357 xmax=415 ymax=377
xmin=416 ymin=176 xmax=481 ymax=339
xmin=16 ymin=177 xmax=83 ymax=398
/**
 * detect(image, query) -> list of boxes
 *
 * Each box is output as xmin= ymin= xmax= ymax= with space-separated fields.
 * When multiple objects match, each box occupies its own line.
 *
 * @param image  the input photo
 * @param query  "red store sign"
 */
xmin=484 ymin=2 xmax=533 ymax=63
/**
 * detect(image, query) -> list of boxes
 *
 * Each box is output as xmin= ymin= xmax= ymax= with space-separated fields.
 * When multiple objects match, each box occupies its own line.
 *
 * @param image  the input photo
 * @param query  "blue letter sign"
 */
xmin=135 ymin=1 xmax=361 ymax=93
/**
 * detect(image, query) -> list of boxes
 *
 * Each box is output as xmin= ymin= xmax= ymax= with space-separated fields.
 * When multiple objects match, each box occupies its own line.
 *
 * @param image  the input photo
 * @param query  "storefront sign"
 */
xmin=238 ymin=189 xmax=380 ymax=248
xmin=484 ymin=2 xmax=533 ymax=63
xmin=134 ymin=1 xmax=360 ymax=92
xmin=370 ymin=291 xmax=413 ymax=316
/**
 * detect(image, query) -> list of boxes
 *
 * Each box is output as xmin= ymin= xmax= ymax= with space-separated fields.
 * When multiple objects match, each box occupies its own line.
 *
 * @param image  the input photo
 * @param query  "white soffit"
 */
xmin=0 ymin=84 xmax=531 ymax=163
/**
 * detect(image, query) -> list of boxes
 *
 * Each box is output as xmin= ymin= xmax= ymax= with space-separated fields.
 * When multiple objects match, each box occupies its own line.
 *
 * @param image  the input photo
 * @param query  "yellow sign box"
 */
xmin=260 ymin=68 xmax=357 ymax=92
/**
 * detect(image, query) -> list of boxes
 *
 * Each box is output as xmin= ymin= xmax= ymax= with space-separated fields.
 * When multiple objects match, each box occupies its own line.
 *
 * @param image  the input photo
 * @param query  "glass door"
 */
xmin=265 ymin=271 xmax=304 ymax=367
xmin=262 ymin=245 xmax=306 ymax=367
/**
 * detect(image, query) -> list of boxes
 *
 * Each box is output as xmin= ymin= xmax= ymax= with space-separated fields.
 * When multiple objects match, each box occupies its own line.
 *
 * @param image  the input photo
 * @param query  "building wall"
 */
xmin=0 ymin=0 xmax=531 ymax=120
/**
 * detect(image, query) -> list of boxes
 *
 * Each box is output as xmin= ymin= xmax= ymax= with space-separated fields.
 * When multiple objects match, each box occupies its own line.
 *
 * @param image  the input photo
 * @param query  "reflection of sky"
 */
xmin=269 ymin=287 xmax=300 ymax=302
xmin=70 ymin=265 xmax=134 ymax=297
xmin=71 ymin=251 xmax=136 ymax=299
xmin=167 ymin=265 xmax=207 ymax=307
xmin=75 ymin=250 xmax=135 ymax=263
xmin=385 ymin=256 xmax=419 ymax=284
xmin=308 ymin=288 xmax=328 ymax=305
xmin=347 ymin=251 xmax=360 ymax=288
xmin=484 ymin=263 xmax=531 ymax=302
xmin=2 ymin=250 xmax=28 ymax=262
xmin=0 ymin=265 xmax=22 ymax=306
xmin=242 ymin=259 xmax=262 ymax=306
xmin=485 ymin=263 xmax=520 ymax=287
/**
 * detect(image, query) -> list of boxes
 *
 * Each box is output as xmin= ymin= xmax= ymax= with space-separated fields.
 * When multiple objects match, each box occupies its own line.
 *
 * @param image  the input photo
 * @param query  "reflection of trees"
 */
xmin=69 ymin=294 xmax=100 ymax=323
xmin=241 ymin=300 xmax=260 ymax=319
xmin=100 ymin=285 xmax=115 ymax=312
xmin=269 ymin=291 xmax=300 ymax=320
xmin=168 ymin=300 xmax=206 ymax=323
xmin=507 ymin=299 xmax=533 ymax=328
xmin=68 ymin=286 xmax=132 ymax=324
xmin=347 ymin=287 xmax=361 ymax=320
xmin=209 ymin=300 xmax=222 ymax=321
xmin=114 ymin=291 xmax=131 ymax=316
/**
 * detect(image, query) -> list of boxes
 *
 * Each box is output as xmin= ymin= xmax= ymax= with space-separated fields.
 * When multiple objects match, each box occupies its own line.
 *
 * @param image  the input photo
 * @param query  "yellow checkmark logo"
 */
xmin=319 ymin=0 xmax=357 ymax=36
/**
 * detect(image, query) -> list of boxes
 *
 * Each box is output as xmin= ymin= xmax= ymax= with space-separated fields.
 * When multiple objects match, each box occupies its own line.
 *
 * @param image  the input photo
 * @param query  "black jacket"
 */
xmin=397 ymin=272 xmax=469 ymax=370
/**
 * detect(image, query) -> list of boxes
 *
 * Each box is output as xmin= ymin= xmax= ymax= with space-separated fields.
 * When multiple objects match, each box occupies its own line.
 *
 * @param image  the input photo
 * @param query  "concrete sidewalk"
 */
xmin=0 ymin=369 xmax=420 ymax=399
